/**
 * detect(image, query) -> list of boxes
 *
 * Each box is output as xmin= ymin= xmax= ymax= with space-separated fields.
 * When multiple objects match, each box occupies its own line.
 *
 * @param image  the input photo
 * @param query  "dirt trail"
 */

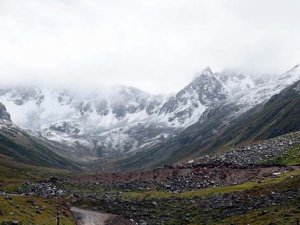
xmin=71 ymin=207 xmax=135 ymax=225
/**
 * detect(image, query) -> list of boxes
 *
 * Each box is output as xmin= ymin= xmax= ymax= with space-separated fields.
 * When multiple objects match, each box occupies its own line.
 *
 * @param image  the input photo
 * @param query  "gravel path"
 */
xmin=71 ymin=207 xmax=135 ymax=225
xmin=71 ymin=207 xmax=113 ymax=225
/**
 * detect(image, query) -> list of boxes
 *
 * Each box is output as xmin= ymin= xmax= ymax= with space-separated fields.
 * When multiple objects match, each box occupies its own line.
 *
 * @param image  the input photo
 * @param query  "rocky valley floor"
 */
xmin=0 ymin=132 xmax=300 ymax=225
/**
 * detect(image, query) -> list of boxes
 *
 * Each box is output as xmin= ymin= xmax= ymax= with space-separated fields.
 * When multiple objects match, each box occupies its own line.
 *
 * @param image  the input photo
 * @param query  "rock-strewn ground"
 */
xmin=70 ymin=132 xmax=300 ymax=193
xmin=190 ymin=131 xmax=300 ymax=167
xmin=2 ymin=131 xmax=300 ymax=225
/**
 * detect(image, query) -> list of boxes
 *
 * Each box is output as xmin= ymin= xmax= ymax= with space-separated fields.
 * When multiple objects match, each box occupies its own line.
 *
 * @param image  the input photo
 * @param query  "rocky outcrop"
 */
xmin=0 ymin=102 xmax=11 ymax=122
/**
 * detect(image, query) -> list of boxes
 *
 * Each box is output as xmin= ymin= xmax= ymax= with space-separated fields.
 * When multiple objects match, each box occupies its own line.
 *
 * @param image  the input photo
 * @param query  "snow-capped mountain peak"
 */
xmin=0 ymin=65 xmax=299 ymax=158
xmin=158 ymin=67 xmax=228 ymax=126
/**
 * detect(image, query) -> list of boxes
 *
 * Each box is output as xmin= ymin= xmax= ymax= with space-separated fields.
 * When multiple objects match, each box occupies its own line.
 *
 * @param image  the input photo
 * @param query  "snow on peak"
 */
xmin=215 ymin=71 xmax=256 ymax=97
xmin=0 ymin=86 xmax=165 ymax=131
xmin=193 ymin=66 xmax=213 ymax=80
xmin=279 ymin=64 xmax=300 ymax=83
xmin=226 ymin=64 xmax=300 ymax=116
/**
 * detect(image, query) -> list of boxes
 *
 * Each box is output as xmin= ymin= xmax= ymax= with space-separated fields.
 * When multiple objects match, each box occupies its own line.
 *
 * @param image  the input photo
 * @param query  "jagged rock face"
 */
xmin=185 ymin=68 xmax=227 ymax=105
xmin=159 ymin=67 xmax=227 ymax=126
xmin=0 ymin=102 xmax=11 ymax=122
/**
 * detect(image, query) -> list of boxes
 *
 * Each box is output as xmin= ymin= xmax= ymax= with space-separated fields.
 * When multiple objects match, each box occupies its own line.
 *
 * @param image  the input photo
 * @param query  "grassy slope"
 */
xmin=0 ymin=130 xmax=80 ymax=170
xmin=0 ymin=158 xmax=75 ymax=225
xmin=0 ymin=196 xmax=74 ymax=225
xmin=0 ymin=156 xmax=72 ymax=192
xmin=263 ymin=143 xmax=300 ymax=166
xmin=220 ymin=83 xmax=300 ymax=147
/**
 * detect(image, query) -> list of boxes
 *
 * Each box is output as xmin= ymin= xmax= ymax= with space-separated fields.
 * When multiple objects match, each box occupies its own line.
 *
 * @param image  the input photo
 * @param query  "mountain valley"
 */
xmin=0 ymin=66 xmax=300 ymax=225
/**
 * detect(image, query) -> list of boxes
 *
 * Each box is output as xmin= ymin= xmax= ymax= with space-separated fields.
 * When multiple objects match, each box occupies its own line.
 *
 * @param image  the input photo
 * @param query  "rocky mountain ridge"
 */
xmin=0 ymin=65 xmax=299 ymax=160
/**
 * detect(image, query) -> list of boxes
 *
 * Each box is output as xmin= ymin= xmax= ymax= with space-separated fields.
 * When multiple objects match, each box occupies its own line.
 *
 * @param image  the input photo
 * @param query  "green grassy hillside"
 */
xmin=0 ymin=126 xmax=79 ymax=171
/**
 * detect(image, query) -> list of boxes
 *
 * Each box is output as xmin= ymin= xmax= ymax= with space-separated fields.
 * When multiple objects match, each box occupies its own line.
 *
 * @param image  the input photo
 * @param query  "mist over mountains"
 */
xmin=0 ymin=65 xmax=299 ymax=167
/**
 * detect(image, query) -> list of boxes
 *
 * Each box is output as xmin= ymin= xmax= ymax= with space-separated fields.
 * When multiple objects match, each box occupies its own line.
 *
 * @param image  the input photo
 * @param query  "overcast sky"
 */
xmin=0 ymin=0 xmax=300 ymax=93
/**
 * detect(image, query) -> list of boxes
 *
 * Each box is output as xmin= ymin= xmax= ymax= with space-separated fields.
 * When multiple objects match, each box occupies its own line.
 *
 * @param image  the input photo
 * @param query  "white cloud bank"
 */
xmin=0 ymin=0 xmax=299 ymax=93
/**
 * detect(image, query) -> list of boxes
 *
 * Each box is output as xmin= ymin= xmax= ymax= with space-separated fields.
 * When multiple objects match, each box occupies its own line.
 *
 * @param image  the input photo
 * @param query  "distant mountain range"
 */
xmin=0 ymin=65 xmax=299 ymax=170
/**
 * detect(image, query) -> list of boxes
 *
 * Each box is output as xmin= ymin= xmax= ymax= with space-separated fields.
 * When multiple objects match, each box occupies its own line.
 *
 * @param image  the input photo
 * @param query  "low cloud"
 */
xmin=0 ymin=0 xmax=299 ymax=93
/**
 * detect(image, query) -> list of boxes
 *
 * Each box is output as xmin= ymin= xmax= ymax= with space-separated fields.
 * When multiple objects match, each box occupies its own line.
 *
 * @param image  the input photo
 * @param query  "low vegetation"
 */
xmin=0 ymin=196 xmax=74 ymax=225
xmin=0 ymin=136 xmax=300 ymax=224
xmin=122 ymin=168 xmax=300 ymax=200
xmin=264 ymin=144 xmax=300 ymax=166
xmin=0 ymin=157 xmax=75 ymax=225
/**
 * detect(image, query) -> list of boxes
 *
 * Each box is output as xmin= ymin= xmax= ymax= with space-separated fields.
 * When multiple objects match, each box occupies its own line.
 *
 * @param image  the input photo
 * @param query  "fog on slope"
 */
xmin=0 ymin=84 xmax=166 ymax=129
